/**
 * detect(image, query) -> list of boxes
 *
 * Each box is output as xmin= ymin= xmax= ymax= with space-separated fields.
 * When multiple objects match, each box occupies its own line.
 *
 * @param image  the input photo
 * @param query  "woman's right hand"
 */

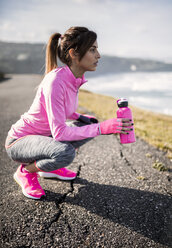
xmin=99 ymin=118 xmax=133 ymax=135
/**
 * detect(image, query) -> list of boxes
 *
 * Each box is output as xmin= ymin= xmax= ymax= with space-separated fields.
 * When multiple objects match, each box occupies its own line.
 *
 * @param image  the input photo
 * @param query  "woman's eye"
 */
xmin=90 ymin=48 xmax=95 ymax=52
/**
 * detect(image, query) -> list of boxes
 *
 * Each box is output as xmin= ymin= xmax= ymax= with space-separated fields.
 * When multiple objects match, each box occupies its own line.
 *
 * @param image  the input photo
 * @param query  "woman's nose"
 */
xmin=96 ymin=50 xmax=101 ymax=59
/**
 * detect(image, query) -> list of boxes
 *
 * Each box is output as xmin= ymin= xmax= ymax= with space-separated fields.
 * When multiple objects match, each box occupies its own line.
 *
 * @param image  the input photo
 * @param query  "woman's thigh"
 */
xmin=5 ymin=135 xmax=75 ymax=164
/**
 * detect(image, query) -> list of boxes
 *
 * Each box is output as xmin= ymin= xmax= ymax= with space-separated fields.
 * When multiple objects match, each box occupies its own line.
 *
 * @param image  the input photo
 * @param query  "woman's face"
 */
xmin=76 ymin=40 xmax=101 ymax=72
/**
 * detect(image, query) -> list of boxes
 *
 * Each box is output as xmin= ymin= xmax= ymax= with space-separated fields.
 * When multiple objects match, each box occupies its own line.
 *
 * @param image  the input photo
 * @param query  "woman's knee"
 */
xmin=63 ymin=143 xmax=76 ymax=165
xmin=52 ymin=142 xmax=76 ymax=166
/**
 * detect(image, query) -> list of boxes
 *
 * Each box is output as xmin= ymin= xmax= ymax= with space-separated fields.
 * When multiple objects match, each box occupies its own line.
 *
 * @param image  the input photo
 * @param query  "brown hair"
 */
xmin=45 ymin=26 xmax=97 ymax=74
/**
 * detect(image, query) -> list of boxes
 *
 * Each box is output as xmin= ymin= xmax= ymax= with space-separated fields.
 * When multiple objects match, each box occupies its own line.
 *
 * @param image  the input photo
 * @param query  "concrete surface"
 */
xmin=0 ymin=75 xmax=172 ymax=248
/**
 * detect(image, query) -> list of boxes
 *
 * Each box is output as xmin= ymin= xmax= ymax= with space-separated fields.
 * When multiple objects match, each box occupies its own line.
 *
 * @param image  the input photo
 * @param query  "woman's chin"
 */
xmin=89 ymin=66 xmax=97 ymax=71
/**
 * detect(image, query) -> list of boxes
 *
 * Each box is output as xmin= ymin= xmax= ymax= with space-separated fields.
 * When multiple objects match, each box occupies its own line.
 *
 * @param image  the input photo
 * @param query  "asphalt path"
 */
xmin=0 ymin=75 xmax=172 ymax=248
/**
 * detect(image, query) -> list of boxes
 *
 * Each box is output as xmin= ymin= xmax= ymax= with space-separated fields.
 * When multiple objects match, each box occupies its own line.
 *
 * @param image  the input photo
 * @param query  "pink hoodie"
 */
xmin=8 ymin=66 xmax=100 ymax=141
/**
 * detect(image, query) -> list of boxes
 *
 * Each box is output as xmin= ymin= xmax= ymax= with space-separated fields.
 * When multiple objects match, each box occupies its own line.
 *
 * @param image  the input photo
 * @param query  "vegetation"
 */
xmin=152 ymin=160 xmax=168 ymax=171
xmin=78 ymin=89 xmax=172 ymax=159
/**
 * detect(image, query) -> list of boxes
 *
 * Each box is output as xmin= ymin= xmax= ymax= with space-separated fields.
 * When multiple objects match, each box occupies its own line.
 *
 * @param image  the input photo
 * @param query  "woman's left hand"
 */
xmin=78 ymin=114 xmax=98 ymax=124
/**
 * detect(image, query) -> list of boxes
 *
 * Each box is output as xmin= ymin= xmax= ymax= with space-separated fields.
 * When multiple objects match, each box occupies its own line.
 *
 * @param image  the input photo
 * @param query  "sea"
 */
xmin=83 ymin=72 xmax=172 ymax=116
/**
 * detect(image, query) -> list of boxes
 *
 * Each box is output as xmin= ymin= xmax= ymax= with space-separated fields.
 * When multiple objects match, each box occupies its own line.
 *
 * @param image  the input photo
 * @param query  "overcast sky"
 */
xmin=0 ymin=0 xmax=172 ymax=62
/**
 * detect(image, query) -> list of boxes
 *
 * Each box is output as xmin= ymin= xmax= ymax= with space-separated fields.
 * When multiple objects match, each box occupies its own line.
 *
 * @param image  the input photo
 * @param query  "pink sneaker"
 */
xmin=13 ymin=164 xmax=45 ymax=199
xmin=38 ymin=167 xmax=77 ymax=180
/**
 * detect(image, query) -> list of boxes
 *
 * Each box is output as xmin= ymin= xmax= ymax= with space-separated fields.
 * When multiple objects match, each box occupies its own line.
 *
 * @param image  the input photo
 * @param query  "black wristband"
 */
xmin=78 ymin=115 xmax=92 ymax=124
xmin=78 ymin=115 xmax=99 ymax=124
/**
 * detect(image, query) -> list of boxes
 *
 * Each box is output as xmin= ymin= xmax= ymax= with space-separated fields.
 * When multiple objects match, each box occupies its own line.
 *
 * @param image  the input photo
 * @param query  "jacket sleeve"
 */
xmin=68 ymin=112 xmax=80 ymax=120
xmin=43 ymin=79 xmax=100 ymax=141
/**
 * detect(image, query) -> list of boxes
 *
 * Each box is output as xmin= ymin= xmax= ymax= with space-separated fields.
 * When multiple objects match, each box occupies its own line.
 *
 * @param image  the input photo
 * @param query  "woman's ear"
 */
xmin=69 ymin=48 xmax=78 ymax=60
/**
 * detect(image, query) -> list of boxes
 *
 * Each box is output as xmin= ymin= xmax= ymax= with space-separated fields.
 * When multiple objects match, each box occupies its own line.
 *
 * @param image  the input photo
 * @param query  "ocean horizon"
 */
xmin=83 ymin=71 xmax=172 ymax=116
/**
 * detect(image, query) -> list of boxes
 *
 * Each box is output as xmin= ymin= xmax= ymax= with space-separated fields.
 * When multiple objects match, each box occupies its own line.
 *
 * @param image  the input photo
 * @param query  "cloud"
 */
xmin=0 ymin=0 xmax=172 ymax=60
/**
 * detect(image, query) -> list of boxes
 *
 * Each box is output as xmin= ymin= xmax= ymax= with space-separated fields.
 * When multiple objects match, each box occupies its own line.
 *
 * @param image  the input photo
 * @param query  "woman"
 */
xmin=5 ymin=26 xmax=133 ymax=200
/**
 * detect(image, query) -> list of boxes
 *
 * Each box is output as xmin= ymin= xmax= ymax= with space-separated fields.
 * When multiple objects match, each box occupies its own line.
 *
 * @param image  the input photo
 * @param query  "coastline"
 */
xmin=78 ymin=89 xmax=172 ymax=159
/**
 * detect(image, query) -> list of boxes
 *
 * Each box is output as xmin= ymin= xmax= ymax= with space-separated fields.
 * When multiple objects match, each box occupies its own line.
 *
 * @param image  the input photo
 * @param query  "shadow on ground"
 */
xmin=43 ymin=177 xmax=172 ymax=247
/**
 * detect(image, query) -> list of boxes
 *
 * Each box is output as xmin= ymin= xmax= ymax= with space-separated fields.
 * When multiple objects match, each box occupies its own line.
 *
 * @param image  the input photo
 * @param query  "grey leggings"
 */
xmin=5 ymin=121 xmax=92 ymax=172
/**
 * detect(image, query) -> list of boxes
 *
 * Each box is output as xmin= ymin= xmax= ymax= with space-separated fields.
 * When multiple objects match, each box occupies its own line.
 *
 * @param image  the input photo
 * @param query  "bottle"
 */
xmin=116 ymin=98 xmax=136 ymax=144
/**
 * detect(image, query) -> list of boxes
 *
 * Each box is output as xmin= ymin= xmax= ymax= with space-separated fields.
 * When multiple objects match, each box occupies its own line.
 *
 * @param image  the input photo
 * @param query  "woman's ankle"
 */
xmin=24 ymin=162 xmax=39 ymax=173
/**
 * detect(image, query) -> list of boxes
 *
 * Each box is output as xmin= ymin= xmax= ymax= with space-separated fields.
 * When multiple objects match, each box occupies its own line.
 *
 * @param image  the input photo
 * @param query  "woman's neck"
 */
xmin=69 ymin=64 xmax=85 ymax=78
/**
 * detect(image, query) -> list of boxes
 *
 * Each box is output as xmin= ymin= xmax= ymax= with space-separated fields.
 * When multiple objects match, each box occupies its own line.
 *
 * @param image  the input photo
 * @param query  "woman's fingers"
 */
xmin=117 ymin=118 xmax=133 ymax=126
xmin=121 ymin=118 xmax=132 ymax=122
xmin=122 ymin=122 xmax=133 ymax=127
xmin=116 ymin=118 xmax=134 ymax=134
xmin=116 ymin=127 xmax=132 ymax=133
xmin=118 ymin=122 xmax=133 ymax=127
xmin=122 ymin=127 xmax=133 ymax=131
xmin=117 ymin=124 xmax=133 ymax=134
xmin=120 ymin=131 xmax=129 ymax=134
xmin=117 ymin=118 xmax=130 ymax=122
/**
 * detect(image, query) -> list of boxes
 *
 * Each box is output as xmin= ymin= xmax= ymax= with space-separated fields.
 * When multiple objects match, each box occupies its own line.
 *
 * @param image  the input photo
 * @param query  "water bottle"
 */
xmin=116 ymin=98 xmax=136 ymax=144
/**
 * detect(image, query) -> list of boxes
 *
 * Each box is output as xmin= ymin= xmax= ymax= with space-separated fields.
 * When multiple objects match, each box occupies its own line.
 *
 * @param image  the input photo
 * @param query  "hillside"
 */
xmin=0 ymin=41 xmax=172 ymax=76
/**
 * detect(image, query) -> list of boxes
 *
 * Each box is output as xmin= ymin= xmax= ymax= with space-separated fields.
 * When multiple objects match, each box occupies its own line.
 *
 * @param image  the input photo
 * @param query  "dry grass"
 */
xmin=78 ymin=89 xmax=172 ymax=159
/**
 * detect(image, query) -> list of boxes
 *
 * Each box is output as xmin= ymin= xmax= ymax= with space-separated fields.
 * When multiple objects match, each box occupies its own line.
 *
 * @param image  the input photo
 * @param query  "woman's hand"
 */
xmin=78 ymin=114 xmax=98 ymax=124
xmin=99 ymin=118 xmax=133 ymax=135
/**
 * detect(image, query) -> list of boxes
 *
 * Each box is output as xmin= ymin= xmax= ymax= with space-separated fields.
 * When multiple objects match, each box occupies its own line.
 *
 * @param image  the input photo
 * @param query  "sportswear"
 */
xmin=14 ymin=164 xmax=45 ymax=199
xmin=8 ymin=66 xmax=100 ymax=141
xmin=38 ymin=167 xmax=77 ymax=180
xmin=100 ymin=118 xmax=123 ymax=135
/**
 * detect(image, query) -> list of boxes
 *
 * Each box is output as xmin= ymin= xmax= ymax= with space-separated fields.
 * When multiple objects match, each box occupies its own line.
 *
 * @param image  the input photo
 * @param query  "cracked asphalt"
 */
xmin=0 ymin=75 xmax=172 ymax=248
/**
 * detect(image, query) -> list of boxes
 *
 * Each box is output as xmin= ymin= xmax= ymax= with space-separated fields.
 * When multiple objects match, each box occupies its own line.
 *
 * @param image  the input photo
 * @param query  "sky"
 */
xmin=0 ymin=0 xmax=172 ymax=62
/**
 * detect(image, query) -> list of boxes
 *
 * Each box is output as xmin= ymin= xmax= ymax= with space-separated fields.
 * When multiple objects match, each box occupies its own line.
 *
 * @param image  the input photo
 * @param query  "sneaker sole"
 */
xmin=13 ymin=172 xmax=44 ymax=200
xmin=38 ymin=172 xmax=76 ymax=180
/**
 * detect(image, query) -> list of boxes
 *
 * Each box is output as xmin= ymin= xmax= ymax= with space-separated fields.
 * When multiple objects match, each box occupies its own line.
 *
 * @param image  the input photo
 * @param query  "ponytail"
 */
xmin=45 ymin=33 xmax=61 ymax=74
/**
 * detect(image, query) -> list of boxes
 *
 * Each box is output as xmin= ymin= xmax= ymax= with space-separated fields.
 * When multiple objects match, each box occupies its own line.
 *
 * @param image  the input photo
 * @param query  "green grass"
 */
xmin=78 ymin=89 xmax=172 ymax=159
